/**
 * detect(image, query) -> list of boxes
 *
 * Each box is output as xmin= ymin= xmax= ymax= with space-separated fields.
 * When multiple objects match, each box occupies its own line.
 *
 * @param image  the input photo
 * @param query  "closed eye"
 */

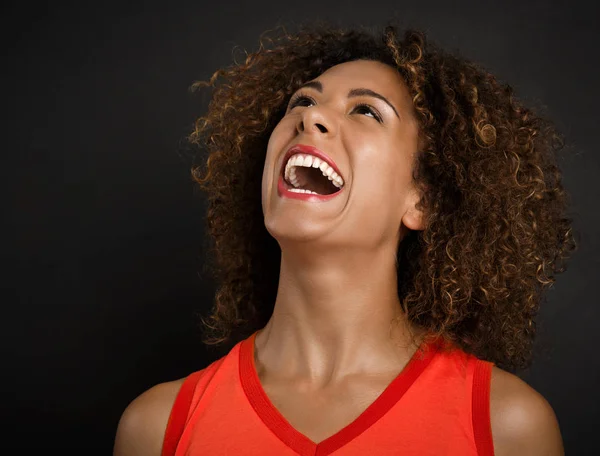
xmin=287 ymin=93 xmax=383 ymax=123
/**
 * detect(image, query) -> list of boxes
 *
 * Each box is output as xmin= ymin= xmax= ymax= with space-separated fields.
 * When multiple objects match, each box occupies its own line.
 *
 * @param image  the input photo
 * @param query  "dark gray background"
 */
xmin=4 ymin=0 xmax=598 ymax=454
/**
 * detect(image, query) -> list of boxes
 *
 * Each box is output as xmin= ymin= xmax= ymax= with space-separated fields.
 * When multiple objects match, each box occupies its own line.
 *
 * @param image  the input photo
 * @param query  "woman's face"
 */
xmin=261 ymin=59 xmax=424 ymax=251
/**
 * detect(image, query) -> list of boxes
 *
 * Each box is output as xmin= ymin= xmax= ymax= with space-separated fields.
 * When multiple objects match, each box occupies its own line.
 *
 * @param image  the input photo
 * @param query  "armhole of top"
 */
xmin=472 ymin=359 xmax=495 ymax=456
xmin=161 ymin=371 xmax=204 ymax=456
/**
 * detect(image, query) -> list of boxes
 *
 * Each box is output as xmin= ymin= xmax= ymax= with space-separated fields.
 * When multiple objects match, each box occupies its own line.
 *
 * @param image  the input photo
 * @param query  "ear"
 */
xmin=401 ymin=188 xmax=426 ymax=231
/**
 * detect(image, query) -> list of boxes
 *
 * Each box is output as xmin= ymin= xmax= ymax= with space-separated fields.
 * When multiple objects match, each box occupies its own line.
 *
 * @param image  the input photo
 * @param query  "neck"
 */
xmin=254 ymin=243 xmax=424 ymax=387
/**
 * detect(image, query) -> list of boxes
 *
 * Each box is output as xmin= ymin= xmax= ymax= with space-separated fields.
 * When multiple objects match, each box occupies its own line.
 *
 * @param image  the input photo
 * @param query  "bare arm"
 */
xmin=490 ymin=366 xmax=564 ymax=456
xmin=113 ymin=379 xmax=185 ymax=456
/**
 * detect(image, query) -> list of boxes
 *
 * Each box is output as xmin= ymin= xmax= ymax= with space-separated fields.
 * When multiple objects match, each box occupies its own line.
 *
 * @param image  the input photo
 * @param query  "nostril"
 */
xmin=316 ymin=124 xmax=327 ymax=133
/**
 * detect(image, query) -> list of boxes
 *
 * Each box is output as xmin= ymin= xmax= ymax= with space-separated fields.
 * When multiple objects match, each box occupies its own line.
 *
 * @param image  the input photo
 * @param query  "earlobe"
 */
xmin=401 ymin=189 xmax=426 ymax=231
xmin=402 ymin=206 xmax=425 ymax=231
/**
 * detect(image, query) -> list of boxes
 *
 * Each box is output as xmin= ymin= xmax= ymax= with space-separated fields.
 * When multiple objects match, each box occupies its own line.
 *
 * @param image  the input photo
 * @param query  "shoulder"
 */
xmin=113 ymin=378 xmax=186 ymax=456
xmin=489 ymin=365 xmax=564 ymax=456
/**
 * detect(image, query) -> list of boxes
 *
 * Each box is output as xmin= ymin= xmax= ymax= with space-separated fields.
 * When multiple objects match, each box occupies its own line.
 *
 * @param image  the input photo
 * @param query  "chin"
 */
xmin=264 ymin=215 xmax=323 ymax=244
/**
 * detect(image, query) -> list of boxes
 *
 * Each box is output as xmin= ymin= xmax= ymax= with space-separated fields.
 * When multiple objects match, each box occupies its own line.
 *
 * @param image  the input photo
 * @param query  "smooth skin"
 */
xmin=114 ymin=60 xmax=564 ymax=455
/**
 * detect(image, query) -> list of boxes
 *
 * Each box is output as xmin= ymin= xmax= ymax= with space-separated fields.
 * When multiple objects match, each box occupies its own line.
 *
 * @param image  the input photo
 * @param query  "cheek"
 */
xmin=264 ymin=123 xmax=285 ymax=174
xmin=352 ymin=139 xmax=402 ymax=194
xmin=351 ymin=148 xmax=415 ymax=215
xmin=262 ymin=121 xmax=292 ymax=200
xmin=363 ymin=160 xmax=402 ymax=199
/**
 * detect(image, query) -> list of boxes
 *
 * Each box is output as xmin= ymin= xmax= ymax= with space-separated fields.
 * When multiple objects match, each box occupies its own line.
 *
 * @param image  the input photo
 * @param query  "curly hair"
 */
xmin=187 ymin=21 xmax=577 ymax=372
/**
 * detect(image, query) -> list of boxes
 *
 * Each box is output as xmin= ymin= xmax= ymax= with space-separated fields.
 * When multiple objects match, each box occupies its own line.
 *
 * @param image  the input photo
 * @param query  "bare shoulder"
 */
xmin=113 ymin=378 xmax=186 ymax=456
xmin=490 ymin=366 xmax=564 ymax=456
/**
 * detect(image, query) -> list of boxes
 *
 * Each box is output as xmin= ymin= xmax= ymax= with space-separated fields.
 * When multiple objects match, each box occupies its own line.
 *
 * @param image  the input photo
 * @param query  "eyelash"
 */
xmin=287 ymin=92 xmax=383 ymax=123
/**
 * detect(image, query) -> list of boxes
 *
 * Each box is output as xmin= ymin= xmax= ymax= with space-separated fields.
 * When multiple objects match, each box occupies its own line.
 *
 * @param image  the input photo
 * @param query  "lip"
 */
xmin=277 ymin=144 xmax=345 ymax=202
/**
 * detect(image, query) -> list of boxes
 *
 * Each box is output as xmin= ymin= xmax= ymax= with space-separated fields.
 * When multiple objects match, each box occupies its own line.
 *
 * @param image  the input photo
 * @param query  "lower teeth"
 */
xmin=289 ymin=188 xmax=319 ymax=194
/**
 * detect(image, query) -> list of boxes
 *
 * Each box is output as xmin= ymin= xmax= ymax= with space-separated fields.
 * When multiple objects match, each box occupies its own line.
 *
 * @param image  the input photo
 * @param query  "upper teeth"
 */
xmin=284 ymin=154 xmax=344 ymax=189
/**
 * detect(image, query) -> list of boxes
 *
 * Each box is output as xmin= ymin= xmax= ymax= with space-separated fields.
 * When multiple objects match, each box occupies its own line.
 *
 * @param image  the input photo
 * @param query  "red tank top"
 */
xmin=162 ymin=331 xmax=495 ymax=455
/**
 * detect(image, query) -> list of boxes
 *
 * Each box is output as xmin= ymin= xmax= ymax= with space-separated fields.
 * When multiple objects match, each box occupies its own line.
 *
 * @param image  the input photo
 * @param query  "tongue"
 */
xmin=296 ymin=167 xmax=339 ymax=195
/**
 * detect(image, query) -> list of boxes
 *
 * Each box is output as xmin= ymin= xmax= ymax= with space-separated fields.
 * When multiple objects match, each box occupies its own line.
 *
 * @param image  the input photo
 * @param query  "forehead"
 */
xmin=311 ymin=59 xmax=413 ymax=112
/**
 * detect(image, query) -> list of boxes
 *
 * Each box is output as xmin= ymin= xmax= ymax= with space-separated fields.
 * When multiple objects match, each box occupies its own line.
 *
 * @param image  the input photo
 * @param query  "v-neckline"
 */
xmin=239 ymin=331 xmax=441 ymax=456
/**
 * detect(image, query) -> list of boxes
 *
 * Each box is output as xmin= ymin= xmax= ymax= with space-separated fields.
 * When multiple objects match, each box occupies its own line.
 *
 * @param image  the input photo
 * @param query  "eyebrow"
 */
xmin=297 ymin=80 xmax=400 ymax=119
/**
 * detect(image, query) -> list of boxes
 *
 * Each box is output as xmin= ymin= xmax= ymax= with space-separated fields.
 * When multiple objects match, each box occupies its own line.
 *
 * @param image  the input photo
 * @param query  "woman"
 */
xmin=114 ymin=22 xmax=575 ymax=455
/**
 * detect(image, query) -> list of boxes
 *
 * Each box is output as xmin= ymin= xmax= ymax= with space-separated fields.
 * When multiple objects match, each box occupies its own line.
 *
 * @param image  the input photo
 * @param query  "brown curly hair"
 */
xmin=187 ymin=21 xmax=577 ymax=372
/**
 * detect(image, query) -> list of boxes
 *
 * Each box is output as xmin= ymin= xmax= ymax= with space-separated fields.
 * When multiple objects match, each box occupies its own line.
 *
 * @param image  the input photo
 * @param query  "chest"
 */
xmin=260 ymin=374 xmax=397 ymax=444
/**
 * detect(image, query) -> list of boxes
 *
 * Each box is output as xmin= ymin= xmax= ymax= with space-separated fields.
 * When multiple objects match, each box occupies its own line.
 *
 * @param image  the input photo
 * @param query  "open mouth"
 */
xmin=282 ymin=154 xmax=344 ymax=195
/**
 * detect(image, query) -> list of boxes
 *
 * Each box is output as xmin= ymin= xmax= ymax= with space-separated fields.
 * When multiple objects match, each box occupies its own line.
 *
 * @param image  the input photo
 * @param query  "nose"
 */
xmin=295 ymin=105 xmax=335 ymax=136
